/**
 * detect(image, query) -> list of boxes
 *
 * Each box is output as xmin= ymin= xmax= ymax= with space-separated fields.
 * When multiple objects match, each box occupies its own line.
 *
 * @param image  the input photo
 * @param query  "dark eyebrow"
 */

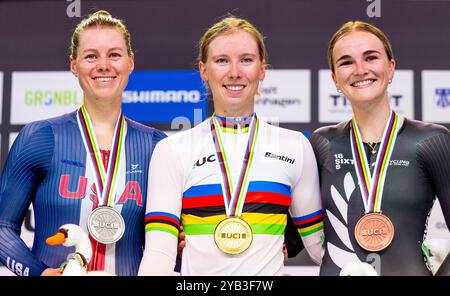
xmin=108 ymin=47 xmax=126 ymax=52
xmin=335 ymin=50 xmax=382 ymax=64
xmin=335 ymin=54 xmax=351 ymax=64
xmin=81 ymin=47 xmax=125 ymax=54
xmin=81 ymin=48 xmax=98 ymax=54
xmin=363 ymin=50 xmax=381 ymax=56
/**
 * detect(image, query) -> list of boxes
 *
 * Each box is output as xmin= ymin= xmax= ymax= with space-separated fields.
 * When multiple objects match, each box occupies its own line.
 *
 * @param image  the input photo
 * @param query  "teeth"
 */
xmin=352 ymin=79 xmax=374 ymax=87
xmin=95 ymin=77 xmax=113 ymax=82
xmin=226 ymin=85 xmax=244 ymax=91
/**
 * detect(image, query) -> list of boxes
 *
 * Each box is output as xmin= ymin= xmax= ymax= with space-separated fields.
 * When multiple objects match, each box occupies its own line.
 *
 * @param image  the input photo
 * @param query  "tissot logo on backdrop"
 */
xmin=255 ymin=70 xmax=310 ymax=123
xmin=122 ymin=70 xmax=206 ymax=125
xmin=318 ymin=69 xmax=414 ymax=123
xmin=10 ymin=72 xmax=83 ymax=124
xmin=422 ymin=70 xmax=450 ymax=123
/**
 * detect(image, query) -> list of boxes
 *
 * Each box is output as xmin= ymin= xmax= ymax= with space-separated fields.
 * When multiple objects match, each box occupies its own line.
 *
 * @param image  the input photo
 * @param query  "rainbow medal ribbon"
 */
xmin=210 ymin=114 xmax=259 ymax=255
xmin=77 ymin=105 xmax=126 ymax=244
xmin=350 ymin=110 xmax=400 ymax=252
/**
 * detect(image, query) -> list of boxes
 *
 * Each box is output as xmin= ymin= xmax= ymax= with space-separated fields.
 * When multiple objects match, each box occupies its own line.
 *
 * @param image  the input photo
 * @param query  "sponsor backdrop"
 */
xmin=122 ymin=70 xmax=207 ymax=125
xmin=10 ymin=71 xmax=83 ymax=124
xmin=0 ymin=0 xmax=449 ymax=275
xmin=255 ymin=70 xmax=311 ymax=123
xmin=422 ymin=71 xmax=450 ymax=123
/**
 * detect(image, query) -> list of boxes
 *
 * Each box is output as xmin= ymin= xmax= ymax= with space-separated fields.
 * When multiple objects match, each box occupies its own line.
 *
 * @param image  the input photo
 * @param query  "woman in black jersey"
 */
xmin=310 ymin=21 xmax=450 ymax=275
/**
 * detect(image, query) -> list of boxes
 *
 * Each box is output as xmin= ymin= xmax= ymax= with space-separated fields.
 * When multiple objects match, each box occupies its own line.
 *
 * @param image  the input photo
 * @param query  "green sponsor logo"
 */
xmin=24 ymin=90 xmax=80 ymax=106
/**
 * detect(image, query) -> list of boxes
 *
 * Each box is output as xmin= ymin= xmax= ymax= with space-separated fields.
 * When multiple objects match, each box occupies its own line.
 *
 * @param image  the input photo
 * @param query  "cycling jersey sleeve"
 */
xmin=138 ymin=138 xmax=182 ymax=275
xmin=289 ymin=134 xmax=324 ymax=264
xmin=417 ymin=128 xmax=450 ymax=276
xmin=417 ymin=130 xmax=450 ymax=231
xmin=0 ymin=122 xmax=54 ymax=276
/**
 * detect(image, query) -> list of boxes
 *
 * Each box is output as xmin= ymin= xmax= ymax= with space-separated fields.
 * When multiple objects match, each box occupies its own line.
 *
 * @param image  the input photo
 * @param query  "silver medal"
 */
xmin=87 ymin=207 xmax=125 ymax=244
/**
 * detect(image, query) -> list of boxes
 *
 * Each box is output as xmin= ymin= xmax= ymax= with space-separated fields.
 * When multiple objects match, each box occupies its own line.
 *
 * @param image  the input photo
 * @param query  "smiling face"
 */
xmin=199 ymin=29 xmax=266 ymax=117
xmin=331 ymin=30 xmax=395 ymax=107
xmin=70 ymin=26 xmax=134 ymax=106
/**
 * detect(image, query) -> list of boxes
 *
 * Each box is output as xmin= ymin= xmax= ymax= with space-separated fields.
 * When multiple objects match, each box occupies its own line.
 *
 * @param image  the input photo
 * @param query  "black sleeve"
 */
xmin=417 ymin=130 xmax=450 ymax=230
xmin=284 ymin=212 xmax=304 ymax=258
xmin=417 ymin=129 xmax=450 ymax=277
xmin=310 ymin=132 xmax=331 ymax=182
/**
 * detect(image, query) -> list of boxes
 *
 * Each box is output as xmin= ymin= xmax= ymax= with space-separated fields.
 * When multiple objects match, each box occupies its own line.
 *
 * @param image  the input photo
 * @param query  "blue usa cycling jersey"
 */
xmin=0 ymin=111 xmax=166 ymax=276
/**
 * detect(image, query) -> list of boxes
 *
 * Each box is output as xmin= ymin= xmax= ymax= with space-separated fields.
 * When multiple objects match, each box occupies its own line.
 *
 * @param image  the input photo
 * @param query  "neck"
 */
xmin=215 ymin=109 xmax=254 ymax=119
xmin=352 ymin=98 xmax=391 ymax=143
xmin=83 ymin=98 xmax=122 ymax=149
xmin=84 ymin=98 xmax=121 ymax=125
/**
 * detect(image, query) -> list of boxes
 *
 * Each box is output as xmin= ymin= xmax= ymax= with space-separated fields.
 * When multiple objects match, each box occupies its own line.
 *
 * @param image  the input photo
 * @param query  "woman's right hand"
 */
xmin=178 ymin=225 xmax=186 ymax=255
xmin=41 ymin=267 xmax=62 ymax=276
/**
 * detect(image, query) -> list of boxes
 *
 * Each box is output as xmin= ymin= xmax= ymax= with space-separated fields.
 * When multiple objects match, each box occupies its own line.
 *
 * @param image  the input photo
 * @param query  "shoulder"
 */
xmin=162 ymin=119 xmax=209 ymax=143
xmin=405 ymin=118 xmax=449 ymax=139
xmin=312 ymin=120 xmax=349 ymax=140
xmin=19 ymin=112 xmax=76 ymax=137
xmin=8 ymin=113 xmax=75 ymax=160
xmin=152 ymin=120 xmax=208 ymax=153
xmin=259 ymin=121 xmax=315 ymax=161
xmin=404 ymin=119 xmax=450 ymax=159
xmin=259 ymin=119 xmax=306 ymax=142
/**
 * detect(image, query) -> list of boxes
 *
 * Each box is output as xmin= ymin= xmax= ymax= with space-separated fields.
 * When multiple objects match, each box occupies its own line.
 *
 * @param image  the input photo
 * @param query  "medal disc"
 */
xmin=214 ymin=217 xmax=253 ymax=255
xmin=87 ymin=207 xmax=125 ymax=244
xmin=354 ymin=213 xmax=394 ymax=252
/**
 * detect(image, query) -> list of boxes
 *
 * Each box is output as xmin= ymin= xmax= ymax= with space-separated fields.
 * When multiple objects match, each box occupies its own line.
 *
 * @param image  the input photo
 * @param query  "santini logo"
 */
xmin=264 ymin=152 xmax=295 ymax=164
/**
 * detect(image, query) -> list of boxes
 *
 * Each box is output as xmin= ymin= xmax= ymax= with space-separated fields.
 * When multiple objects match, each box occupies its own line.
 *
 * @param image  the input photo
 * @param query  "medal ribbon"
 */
xmin=350 ymin=110 xmax=400 ymax=213
xmin=77 ymin=105 xmax=126 ymax=207
xmin=210 ymin=114 xmax=259 ymax=217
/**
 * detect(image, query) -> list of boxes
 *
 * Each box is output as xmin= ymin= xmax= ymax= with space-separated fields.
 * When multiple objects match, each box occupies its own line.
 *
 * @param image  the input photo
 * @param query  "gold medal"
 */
xmin=214 ymin=217 xmax=253 ymax=255
xmin=354 ymin=213 xmax=394 ymax=252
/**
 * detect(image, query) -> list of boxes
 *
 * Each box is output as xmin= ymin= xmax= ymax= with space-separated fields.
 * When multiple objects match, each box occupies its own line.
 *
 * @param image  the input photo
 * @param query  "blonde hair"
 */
xmin=198 ymin=16 xmax=267 ymax=64
xmin=70 ymin=10 xmax=133 ymax=59
xmin=328 ymin=21 xmax=394 ymax=73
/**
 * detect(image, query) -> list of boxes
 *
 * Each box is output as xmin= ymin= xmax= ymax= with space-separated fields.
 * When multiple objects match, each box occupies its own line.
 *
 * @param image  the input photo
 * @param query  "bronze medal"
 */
xmin=354 ymin=213 xmax=394 ymax=252
xmin=214 ymin=217 xmax=253 ymax=255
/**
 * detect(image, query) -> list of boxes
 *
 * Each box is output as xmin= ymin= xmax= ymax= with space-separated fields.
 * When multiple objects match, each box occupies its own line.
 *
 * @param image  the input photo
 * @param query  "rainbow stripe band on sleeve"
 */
xmin=293 ymin=209 xmax=324 ymax=237
xmin=145 ymin=212 xmax=180 ymax=238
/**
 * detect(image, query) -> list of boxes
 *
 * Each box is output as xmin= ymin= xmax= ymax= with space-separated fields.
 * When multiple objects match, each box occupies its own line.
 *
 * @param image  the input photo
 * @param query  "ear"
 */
xmin=199 ymin=62 xmax=208 ymax=82
xmin=70 ymin=55 xmax=78 ymax=77
xmin=259 ymin=59 xmax=266 ymax=81
xmin=388 ymin=59 xmax=396 ymax=81
xmin=128 ymin=52 xmax=135 ymax=74
xmin=331 ymin=71 xmax=338 ymax=88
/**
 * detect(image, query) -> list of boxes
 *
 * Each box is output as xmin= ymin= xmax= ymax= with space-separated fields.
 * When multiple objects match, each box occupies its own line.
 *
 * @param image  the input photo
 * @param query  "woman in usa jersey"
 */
xmin=0 ymin=11 xmax=166 ymax=276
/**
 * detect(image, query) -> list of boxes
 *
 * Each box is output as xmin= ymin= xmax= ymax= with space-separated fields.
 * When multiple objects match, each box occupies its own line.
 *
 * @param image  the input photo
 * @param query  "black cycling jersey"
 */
xmin=311 ymin=118 xmax=450 ymax=276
